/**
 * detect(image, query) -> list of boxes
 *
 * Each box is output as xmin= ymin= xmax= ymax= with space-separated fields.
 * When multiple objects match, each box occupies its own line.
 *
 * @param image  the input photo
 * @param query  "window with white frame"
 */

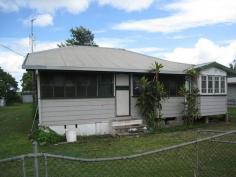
xmin=221 ymin=76 xmax=226 ymax=93
xmin=208 ymin=76 xmax=213 ymax=93
xmin=201 ymin=76 xmax=207 ymax=93
xmin=201 ymin=75 xmax=226 ymax=94
xmin=214 ymin=76 xmax=219 ymax=93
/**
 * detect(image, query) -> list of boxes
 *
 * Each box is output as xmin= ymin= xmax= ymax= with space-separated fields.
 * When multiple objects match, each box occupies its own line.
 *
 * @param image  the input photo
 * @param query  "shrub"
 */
xmin=34 ymin=126 xmax=65 ymax=145
xmin=136 ymin=62 xmax=167 ymax=130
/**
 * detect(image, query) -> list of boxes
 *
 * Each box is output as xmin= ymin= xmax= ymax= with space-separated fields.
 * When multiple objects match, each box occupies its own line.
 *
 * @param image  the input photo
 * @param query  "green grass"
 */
xmin=0 ymin=104 xmax=236 ymax=177
xmin=0 ymin=104 xmax=33 ymax=158
xmin=0 ymin=104 xmax=235 ymax=159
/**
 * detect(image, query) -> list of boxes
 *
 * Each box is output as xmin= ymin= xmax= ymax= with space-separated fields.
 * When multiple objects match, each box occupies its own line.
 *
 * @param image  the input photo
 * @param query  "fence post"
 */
xmin=195 ymin=130 xmax=199 ymax=177
xmin=33 ymin=141 xmax=39 ymax=177
xmin=44 ymin=155 xmax=48 ymax=177
xmin=22 ymin=156 xmax=26 ymax=177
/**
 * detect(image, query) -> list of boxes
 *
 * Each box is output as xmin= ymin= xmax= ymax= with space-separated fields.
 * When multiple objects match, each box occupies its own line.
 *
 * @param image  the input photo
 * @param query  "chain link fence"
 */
xmin=0 ymin=130 xmax=235 ymax=177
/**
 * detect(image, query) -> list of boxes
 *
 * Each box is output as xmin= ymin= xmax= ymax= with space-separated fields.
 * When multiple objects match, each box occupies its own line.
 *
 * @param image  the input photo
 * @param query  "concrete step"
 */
xmin=112 ymin=119 xmax=143 ymax=127
xmin=112 ymin=119 xmax=145 ymax=136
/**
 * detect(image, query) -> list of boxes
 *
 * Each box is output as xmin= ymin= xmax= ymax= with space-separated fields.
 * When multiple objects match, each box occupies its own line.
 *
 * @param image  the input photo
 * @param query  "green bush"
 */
xmin=34 ymin=126 xmax=65 ymax=145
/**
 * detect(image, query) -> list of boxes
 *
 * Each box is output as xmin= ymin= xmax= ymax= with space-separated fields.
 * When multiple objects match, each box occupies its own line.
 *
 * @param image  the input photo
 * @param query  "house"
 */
xmin=228 ymin=77 xmax=236 ymax=107
xmin=22 ymin=46 xmax=235 ymax=135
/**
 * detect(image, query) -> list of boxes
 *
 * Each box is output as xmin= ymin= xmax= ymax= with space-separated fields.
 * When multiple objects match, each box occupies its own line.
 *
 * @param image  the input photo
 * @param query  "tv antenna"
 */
xmin=30 ymin=18 xmax=36 ymax=53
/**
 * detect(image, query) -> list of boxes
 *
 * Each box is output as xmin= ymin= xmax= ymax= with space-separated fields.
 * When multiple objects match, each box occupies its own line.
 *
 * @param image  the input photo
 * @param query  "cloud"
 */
xmin=34 ymin=14 xmax=53 ymax=26
xmin=28 ymin=0 xmax=90 ymax=14
xmin=0 ymin=0 xmax=91 ymax=14
xmin=96 ymin=37 xmax=134 ymax=48
xmin=0 ymin=0 xmax=153 ymax=14
xmin=114 ymin=0 xmax=236 ymax=33
xmin=98 ymin=0 xmax=155 ymax=12
xmin=23 ymin=13 xmax=53 ymax=27
xmin=164 ymin=38 xmax=236 ymax=66
xmin=129 ymin=47 xmax=164 ymax=53
xmin=0 ymin=38 xmax=58 ymax=88
xmin=0 ymin=52 xmax=24 ymax=85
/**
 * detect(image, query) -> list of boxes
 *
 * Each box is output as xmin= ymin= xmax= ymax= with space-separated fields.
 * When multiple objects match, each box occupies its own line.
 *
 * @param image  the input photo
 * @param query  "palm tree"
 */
xmin=229 ymin=59 xmax=236 ymax=70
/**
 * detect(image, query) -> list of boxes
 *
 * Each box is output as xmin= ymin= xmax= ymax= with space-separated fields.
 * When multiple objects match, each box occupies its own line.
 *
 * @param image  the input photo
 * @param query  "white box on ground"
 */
xmin=65 ymin=129 xmax=77 ymax=143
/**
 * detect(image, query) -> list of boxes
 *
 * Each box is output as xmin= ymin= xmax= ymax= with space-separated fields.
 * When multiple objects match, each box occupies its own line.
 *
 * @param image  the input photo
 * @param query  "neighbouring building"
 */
xmin=0 ymin=97 xmax=5 ymax=107
xmin=22 ymin=91 xmax=33 ymax=103
xmin=228 ymin=77 xmax=236 ymax=107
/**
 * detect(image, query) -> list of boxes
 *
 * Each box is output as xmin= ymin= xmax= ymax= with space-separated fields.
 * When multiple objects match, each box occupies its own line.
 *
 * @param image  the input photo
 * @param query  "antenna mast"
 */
xmin=30 ymin=18 xmax=36 ymax=53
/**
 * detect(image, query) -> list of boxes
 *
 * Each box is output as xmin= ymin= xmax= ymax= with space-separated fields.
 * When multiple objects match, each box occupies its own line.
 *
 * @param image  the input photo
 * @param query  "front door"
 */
xmin=116 ymin=74 xmax=130 ymax=116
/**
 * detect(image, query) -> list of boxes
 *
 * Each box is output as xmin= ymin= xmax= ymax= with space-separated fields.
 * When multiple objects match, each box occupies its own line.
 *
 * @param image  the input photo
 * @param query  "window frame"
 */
xmin=200 ymin=75 xmax=226 ymax=95
xmin=201 ymin=75 xmax=207 ymax=93
xmin=40 ymin=71 xmax=114 ymax=99
xmin=132 ymin=73 xmax=185 ymax=97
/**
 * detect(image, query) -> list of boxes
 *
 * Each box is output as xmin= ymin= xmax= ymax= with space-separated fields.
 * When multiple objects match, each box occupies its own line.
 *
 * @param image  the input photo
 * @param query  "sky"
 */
xmin=0 ymin=0 xmax=236 ymax=88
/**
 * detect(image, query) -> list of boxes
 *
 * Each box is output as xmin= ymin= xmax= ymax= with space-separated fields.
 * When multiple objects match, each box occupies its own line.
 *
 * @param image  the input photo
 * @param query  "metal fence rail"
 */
xmin=0 ymin=130 xmax=235 ymax=177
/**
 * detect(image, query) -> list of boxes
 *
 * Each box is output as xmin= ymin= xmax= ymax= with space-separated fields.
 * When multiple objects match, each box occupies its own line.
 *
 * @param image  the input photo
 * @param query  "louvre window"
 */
xmin=214 ymin=76 xmax=219 ymax=93
xmin=208 ymin=76 xmax=213 ymax=93
xmin=201 ymin=75 xmax=226 ymax=94
xmin=201 ymin=76 xmax=207 ymax=93
xmin=40 ymin=72 xmax=113 ymax=99
xmin=221 ymin=76 xmax=226 ymax=93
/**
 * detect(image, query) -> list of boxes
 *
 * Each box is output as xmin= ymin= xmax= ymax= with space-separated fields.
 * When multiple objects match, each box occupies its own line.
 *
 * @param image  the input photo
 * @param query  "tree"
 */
xmin=229 ymin=59 xmax=236 ymax=70
xmin=0 ymin=67 xmax=18 ymax=104
xmin=136 ymin=62 xmax=167 ymax=130
xmin=21 ymin=71 xmax=33 ymax=91
xmin=58 ymin=26 xmax=98 ymax=47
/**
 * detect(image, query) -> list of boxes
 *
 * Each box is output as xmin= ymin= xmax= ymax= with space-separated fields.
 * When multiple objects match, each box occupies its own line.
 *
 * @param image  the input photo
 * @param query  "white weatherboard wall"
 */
xmin=198 ymin=96 xmax=227 ymax=116
xmin=131 ymin=97 xmax=185 ymax=119
xmin=40 ymin=98 xmax=115 ymax=135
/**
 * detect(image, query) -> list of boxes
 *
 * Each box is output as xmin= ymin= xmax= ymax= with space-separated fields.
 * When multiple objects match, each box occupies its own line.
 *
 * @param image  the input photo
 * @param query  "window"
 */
xmin=133 ymin=74 xmax=143 ymax=97
xmin=98 ymin=73 xmax=113 ymax=97
xmin=41 ymin=74 xmax=53 ymax=98
xmin=53 ymin=74 xmax=65 ymax=98
xmin=40 ymin=72 xmax=114 ymax=99
xmin=65 ymin=74 xmax=76 ymax=98
xmin=132 ymin=74 xmax=184 ymax=97
xmin=163 ymin=77 xmax=184 ymax=97
xmin=214 ymin=76 xmax=219 ymax=93
xmin=201 ymin=76 xmax=207 ymax=93
xmin=221 ymin=76 xmax=226 ymax=93
xmin=200 ymin=75 xmax=226 ymax=94
xmin=132 ymin=74 xmax=154 ymax=97
xmin=208 ymin=76 xmax=213 ymax=93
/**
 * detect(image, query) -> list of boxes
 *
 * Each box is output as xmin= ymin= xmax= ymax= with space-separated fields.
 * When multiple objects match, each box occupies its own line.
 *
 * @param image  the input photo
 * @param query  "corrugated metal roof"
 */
xmin=22 ymin=46 xmax=193 ymax=74
xmin=193 ymin=62 xmax=214 ymax=69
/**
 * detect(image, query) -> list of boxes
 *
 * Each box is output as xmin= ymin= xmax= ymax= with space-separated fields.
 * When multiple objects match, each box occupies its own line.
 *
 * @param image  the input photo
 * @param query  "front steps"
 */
xmin=112 ymin=118 xmax=146 ymax=136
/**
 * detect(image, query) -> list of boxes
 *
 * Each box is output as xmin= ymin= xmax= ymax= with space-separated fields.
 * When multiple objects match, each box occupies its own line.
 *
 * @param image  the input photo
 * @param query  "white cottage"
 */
xmin=22 ymin=46 xmax=235 ymax=135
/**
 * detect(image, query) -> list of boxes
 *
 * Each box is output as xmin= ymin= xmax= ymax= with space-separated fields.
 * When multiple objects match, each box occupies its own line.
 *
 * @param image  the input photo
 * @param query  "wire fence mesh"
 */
xmin=0 ymin=130 xmax=235 ymax=177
